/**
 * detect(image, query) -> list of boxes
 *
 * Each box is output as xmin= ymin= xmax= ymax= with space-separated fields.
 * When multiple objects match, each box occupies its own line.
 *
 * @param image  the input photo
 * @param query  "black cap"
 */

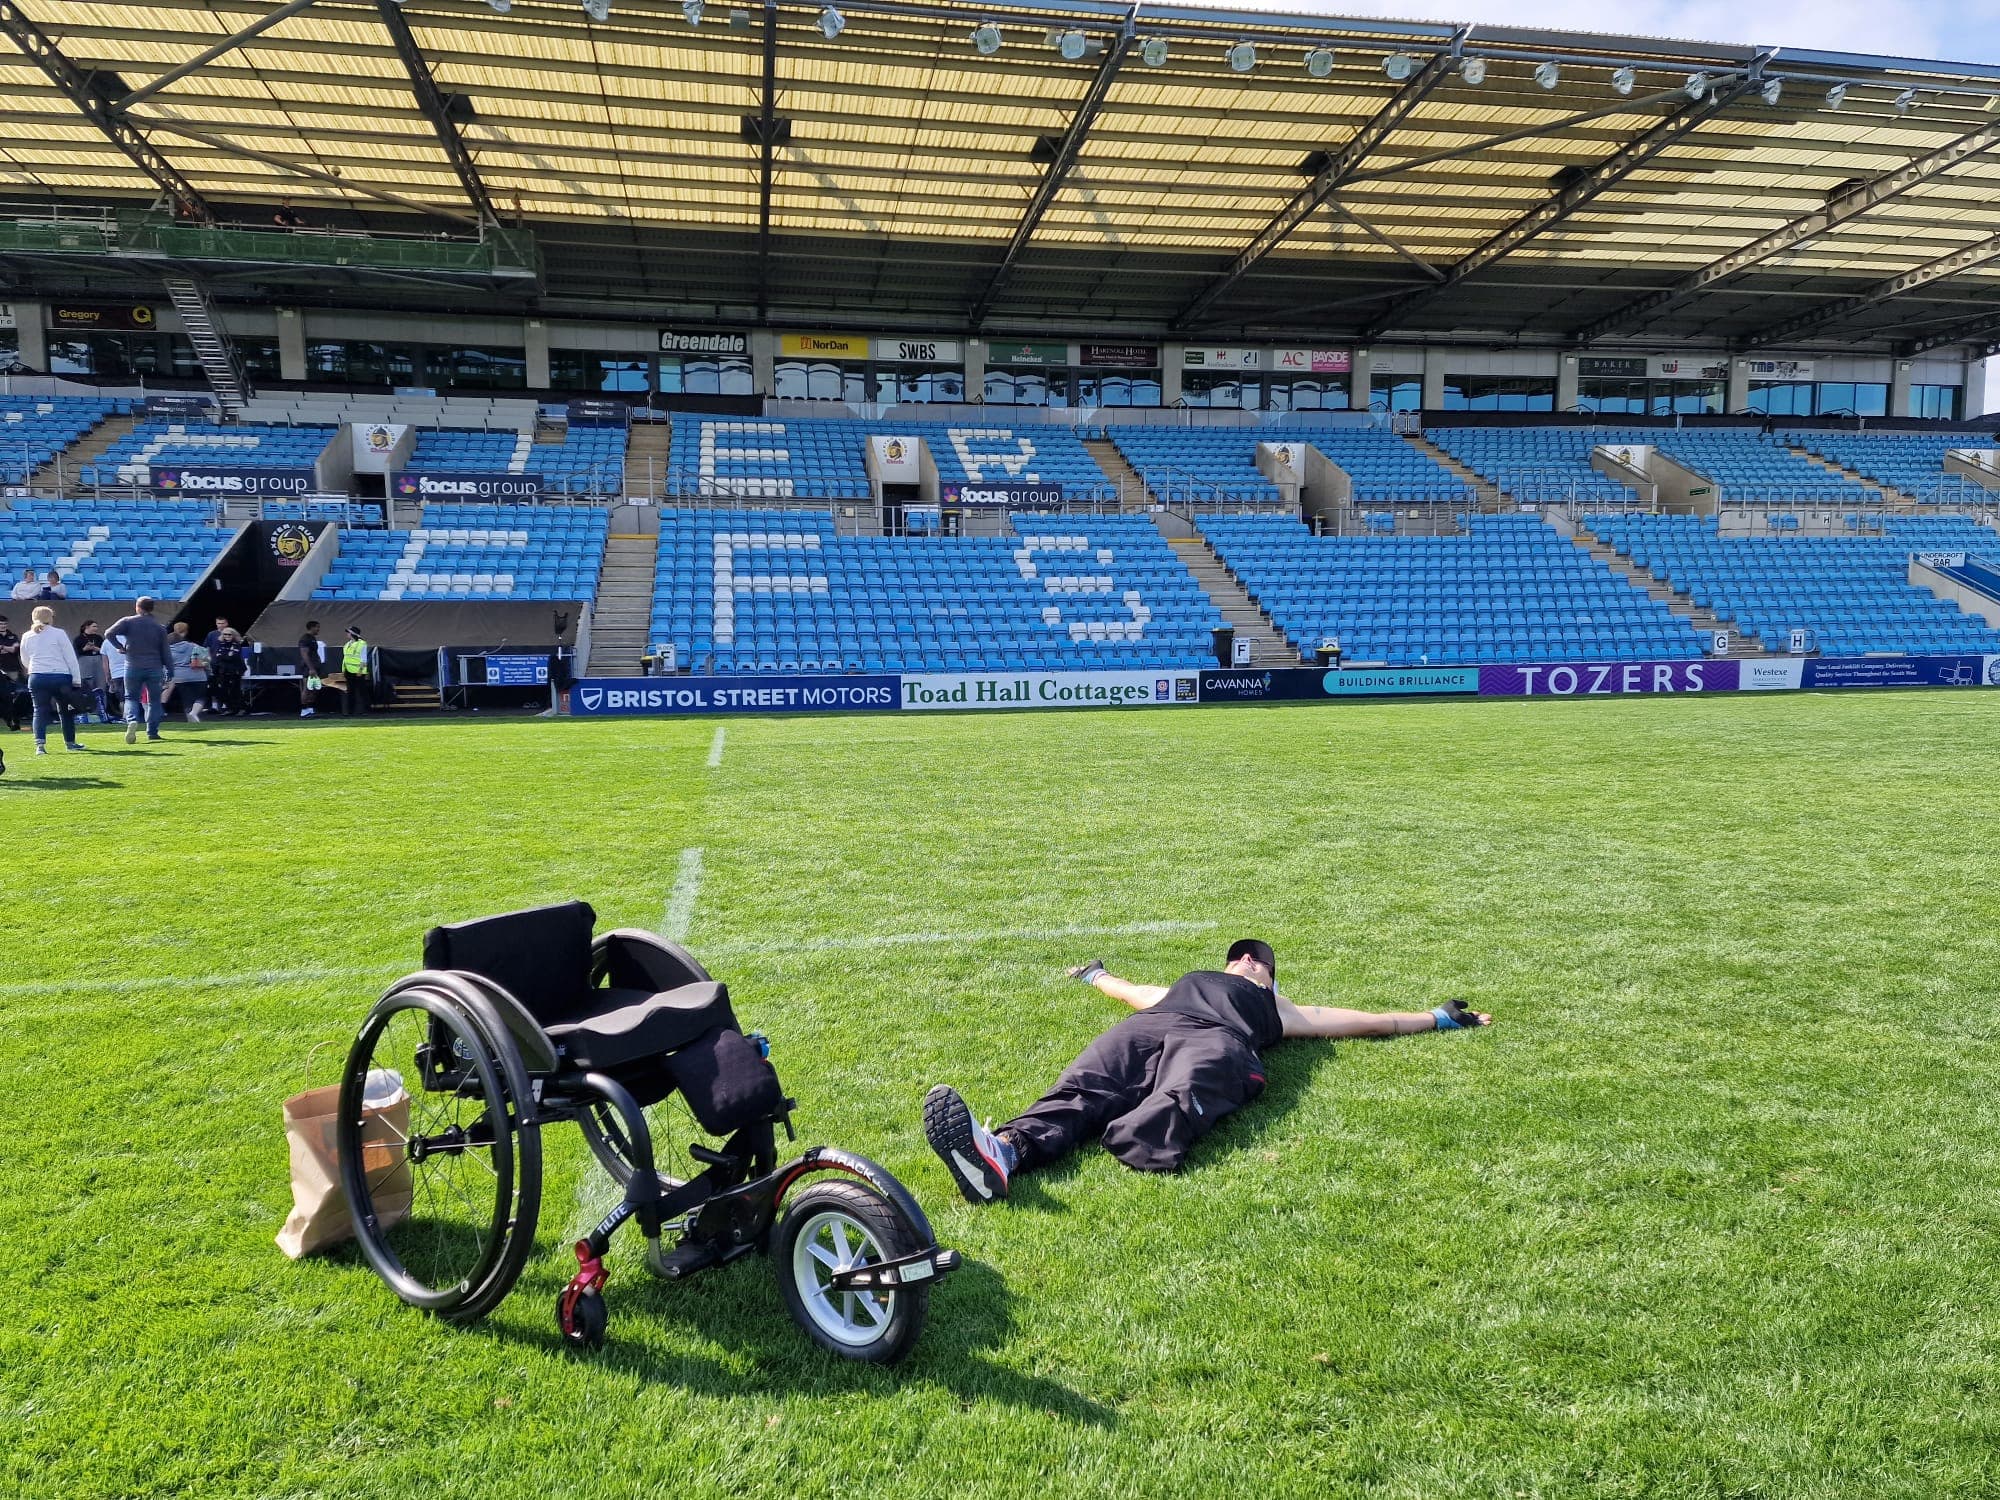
xmin=1227 ymin=938 xmax=1276 ymax=984
xmin=347 ymin=626 xmax=362 ymax=636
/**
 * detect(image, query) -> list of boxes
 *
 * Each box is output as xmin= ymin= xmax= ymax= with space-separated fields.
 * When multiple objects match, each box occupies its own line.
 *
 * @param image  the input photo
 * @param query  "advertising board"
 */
xmin=903 ymin=671 xmax=1197 ymax=710
xmin=151 ymin=465 xmax=314 ymax=497
xmin=1478 ymin=660 xmax=1741 ymax=696
xmin=394 ymin=472 xmax=545 ymax=501
xmin=940 ymin=482 xmax=1064 ymax=509
xmin=569 ymin=674 xmax=901 ymax=716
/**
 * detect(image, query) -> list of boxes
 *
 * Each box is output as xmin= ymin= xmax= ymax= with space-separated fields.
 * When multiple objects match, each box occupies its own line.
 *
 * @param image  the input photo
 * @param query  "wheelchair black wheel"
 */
xmin=577 ymin=1091 xmax=704 ymax=1191
xmin=337 ymin=988 xmax=539 ymax=1323
xmin=556 ymin=1287 xmax=607 ymax=1351
xmin=772 ymin=1180 xmax=930 ymax=1365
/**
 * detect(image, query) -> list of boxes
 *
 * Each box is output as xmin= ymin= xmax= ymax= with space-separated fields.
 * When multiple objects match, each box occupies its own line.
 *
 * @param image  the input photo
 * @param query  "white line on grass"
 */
xmin=661 ymin=846 xmax=705 ymax=943
xmin=707 ymin=726 xmax=726 ymax=767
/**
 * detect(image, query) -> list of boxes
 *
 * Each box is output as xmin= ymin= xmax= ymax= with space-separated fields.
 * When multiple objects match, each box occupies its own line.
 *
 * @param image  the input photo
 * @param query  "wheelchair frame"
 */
xmin=336 ymin=926 xmax=960 ymax=1361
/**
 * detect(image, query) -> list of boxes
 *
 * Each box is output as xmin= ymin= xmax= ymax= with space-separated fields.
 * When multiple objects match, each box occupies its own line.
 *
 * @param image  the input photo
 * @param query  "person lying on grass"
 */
xmin=923 ymin=939 xmax=1490 ymax=1202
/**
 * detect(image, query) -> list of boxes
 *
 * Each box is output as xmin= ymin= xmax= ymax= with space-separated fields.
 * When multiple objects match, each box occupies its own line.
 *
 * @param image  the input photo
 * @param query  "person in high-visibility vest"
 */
xmin=340 ymin=626 xmax=372 ymax=716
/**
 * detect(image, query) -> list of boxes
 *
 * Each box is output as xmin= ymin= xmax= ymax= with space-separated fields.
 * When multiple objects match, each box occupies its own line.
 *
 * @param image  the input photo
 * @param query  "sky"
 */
xmin=1250 ymin=0 xmax=2000 ymax=67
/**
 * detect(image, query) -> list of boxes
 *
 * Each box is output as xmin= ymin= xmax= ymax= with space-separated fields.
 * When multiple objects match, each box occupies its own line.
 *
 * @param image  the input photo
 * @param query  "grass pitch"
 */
xmin=3 ymin=691 xmax=1998 ymax=1499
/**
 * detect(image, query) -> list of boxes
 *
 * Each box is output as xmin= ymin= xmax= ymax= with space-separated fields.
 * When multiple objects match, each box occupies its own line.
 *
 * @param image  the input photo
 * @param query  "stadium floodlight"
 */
xmin=1895 ymin=86 xmax=1918 ymax=113
xmin=1684 ymin=71 xmax=1710 ymax=101
xmin=1382 ymin=51 xmax=1414 ymax=81
xmin=1056 ymin=29 xmax=1086 ymax=60
xmin=1533 ymin=60 xmax=1559 ymax=91
xmin=1304 ymin=47 xmax=1334 ymax=79
xmin=1824 ymin=82 xmax=1847 ymax=109
xmin=581 ymin=0 xmax=608 ymax=19
xmin=1458 ymin=55 xmax=1486 ymax=85
xmin=1759 ymin=77 xmax=1783 ymax=106
xmin=1227 ymin=41 xmax=1255 ymax=73
xmin=1139 ymin=36 xmax=1167 ymax=66
xmin=970 ymin=21 xmax=1002 ymax=55
xmin=818 ymin=4 xmax=842 ymax=39
xmin=1610 ymin=66 xmax=1635 ymax=96
xmin=681 ymin=0 xmax=702 ymax=22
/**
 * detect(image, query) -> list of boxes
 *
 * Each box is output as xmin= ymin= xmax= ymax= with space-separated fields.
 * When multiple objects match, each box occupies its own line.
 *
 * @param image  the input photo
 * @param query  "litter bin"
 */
xmin=1315 ymin=639 xmax=1343 ymax=669
xmin=1211 ymin=625 xmax=1235 ymax=669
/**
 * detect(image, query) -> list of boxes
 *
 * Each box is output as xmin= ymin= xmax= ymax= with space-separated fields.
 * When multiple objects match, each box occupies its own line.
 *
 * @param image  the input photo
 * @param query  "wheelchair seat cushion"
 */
xmin=544 ymin=980 xmax=739 ymax=1071
xmin=424 ymin=900 xmax=597 ymax=1026
xmin=666 ymin=1024 xmax=785 ymax=1136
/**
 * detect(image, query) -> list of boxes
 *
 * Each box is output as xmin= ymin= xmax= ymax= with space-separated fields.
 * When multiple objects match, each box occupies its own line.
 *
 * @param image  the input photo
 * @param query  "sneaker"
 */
xmin=923 ymin=1084 xmax=1015 ymax=1204
xmin=300 ymin=707 xmax=315 ymax=719
xmin=125 ymin=721 xmax=138 ymax=744
xmin=65 ymin=742 xmax=86 ymax=752
xmin=34 ymin=745 xmax=46 ymax=756
xmin=146 ymin=733 xmax=163 ymax=742
xmin=186 ymin=702 xmax=202 ymax=724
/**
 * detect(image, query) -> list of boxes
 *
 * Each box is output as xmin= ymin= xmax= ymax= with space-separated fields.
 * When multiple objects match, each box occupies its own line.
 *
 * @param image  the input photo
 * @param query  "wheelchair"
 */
xmin=334 ymin=900 xmax=959 ymax=1362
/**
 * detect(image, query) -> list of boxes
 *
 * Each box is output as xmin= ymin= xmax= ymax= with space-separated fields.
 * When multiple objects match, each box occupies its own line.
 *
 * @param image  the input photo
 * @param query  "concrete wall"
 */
xmin=1910 ymin=558 xmax=2000 ymax=628
xmin=1943 ymin=450 xmax=2000 ymax=492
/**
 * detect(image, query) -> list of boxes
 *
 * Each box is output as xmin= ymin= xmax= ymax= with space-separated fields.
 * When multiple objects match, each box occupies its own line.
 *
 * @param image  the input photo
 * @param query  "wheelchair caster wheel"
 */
xmin=558 ymin=1287 xmax=607 ymax=1351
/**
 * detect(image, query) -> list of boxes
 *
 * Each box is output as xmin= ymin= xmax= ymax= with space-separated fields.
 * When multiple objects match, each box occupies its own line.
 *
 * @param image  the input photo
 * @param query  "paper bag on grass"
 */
xmin=277 ymin=1084 xmax=411 ymax=1259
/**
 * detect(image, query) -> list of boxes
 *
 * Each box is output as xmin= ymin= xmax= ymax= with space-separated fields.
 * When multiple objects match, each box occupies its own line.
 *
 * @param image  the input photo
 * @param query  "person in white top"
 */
xmin=20 ymin=605 xmax=85 ymax=754
xmin=10 ymin=568 xmax=40 ymax=601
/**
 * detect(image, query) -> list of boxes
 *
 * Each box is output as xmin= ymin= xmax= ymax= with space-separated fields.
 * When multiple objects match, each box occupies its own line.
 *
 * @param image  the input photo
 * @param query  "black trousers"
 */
xmin=1001 ymin=1011 xmax=1267 ymax=1175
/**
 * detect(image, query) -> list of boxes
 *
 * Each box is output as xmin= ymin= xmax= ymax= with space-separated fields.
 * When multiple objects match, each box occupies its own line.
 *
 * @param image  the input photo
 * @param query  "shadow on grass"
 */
xmin=466 ymin=1252 xmax=1115 ymax=1424
xmin=0 ymin=775 xmax=124 ymax=790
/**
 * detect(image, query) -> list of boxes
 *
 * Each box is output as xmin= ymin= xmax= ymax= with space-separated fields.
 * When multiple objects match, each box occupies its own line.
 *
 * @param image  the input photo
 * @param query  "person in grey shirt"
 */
xmin=104 ymin=596 xmax=174 ymax=744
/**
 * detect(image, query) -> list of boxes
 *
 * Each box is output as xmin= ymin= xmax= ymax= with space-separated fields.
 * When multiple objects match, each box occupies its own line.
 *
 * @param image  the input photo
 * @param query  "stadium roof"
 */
xmin=4 ymin=0 xmax=2000 ymax=352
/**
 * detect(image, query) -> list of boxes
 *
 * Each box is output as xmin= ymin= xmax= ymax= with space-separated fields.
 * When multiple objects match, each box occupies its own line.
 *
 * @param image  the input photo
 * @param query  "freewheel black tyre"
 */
xmin=772 ymin=1180 xmax=930 ymax=1365
xmin=336 ymin=986 xmax=540 ymax=1324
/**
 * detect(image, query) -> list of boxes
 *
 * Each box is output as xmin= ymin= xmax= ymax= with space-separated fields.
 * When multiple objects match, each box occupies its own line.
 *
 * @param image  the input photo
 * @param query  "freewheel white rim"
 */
xmin=792 ymin=1209 xmax=895 ymax=1346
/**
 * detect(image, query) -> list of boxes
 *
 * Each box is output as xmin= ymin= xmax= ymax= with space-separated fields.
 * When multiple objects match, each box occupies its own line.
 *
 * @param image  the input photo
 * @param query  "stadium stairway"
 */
xmin=586 ymin=533 xmax=658 ymax=674
xmin=1570 ymin=518 xmax=1767 ymax=655
xmin=1162 ymin=528 xmax=1300 ymax=666
xmin=626 ymin=424 xmax=671 ymax=499
xmin=1084 ymin=437 xmax=1151 ymax=507
xmin=1788 ymin=446 xmax=1912 ymax=505
xmin=1405 ymin=434 xmax=1507 ymax=509
xmin=30 ymin=412 xmax=134 ymax=493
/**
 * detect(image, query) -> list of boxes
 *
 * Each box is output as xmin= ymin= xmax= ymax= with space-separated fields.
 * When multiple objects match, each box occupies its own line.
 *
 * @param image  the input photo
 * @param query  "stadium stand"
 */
xmin=78 ymin=424 xmax=336 ymax=486
xmin=1426 ymin=426 xmax=1656 ymax=506
xmin=1299 ymin=427 xmax=1478 ymax=507
xmin=1790 ymin=431 xmax=1994 ymax=502
xmin=1104 ymin=427 xmax=1282 ymax=505
xmin=235 ymin=395 xmax=543 ymax=430
xmin=0 ymin=499 xmax=229 ymax=597
xmin=1586 ymin=512 xmax=2000 ymax=656
xmin=665 ymin=417 xmax=1114 ymax=503
xmin=0 ymin=397 xmax=127 ymax=486
xmin=402 ymin=427 xmax=625 ymax=493
xmin=313 ymin=505 xmax=609 ymax=601
xmin=647 ymin=507 xmax=1219 ymax=671
xmin=1197 ymin=512 xmax=1706 ymax=664
xmin=1648 ymin=431 xmax=1872 ymax=506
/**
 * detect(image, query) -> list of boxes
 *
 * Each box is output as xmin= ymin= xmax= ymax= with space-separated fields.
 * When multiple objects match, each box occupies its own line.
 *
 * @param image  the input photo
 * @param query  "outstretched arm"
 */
xmin=1276 ymin=994 xmax=1491 ymax=1039
xmin=1069 ymin=961 xmax=1169 ymax=1012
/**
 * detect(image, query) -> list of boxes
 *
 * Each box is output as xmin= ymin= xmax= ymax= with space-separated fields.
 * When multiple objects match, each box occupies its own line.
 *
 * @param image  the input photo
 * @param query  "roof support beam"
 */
xmin=374 ymin=0 xmax=498 ymax=225
xmin=115 ymin=0 xmax=319 ymax=111
xmin=1736 ymin=232 xmax=2000 ymax=349
xmin=143 ymin=118 xmax=482 ymax=226
xmin=1897 ymin=303 xmax=2000 ymax=357
xmin=969 ymin=0 xmax=1137 ymax=327
xmin=745 ymin=0 xmax=782 ymax=324
xmin=1360 ymin=71 xmax=1761 ymax=341
xmin=1171 ymin=25 xmax=1467 ymax=330
xmin=0 ymin=0 xmax=216 ymax=221
xmin=1329 ymin=204 xmax=1443 ymax=281
xmin=1574 ymin=113 xmax=2000 ymax=344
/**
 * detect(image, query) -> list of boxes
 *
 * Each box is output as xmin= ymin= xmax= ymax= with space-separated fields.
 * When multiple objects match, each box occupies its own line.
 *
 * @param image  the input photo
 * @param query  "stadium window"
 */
xmin=46 ymin=338 xmax=93 ymax=377
xmin=1667 ymin=381 xmax=1724 ymax=416
xmin=1371 ymin=374 xmax=1421 ymax=412
xmin=1182 ymin=372 xmax=1262 ymax=409
xmin=0 ymin=327 xmax=17 ymax=366
xmin=774 ymin=359 xmax=869 ymax=401
xmin=1911 ymin=384 xmax=1961 ymax=421
xmin=1851 ymin=383 xmax=1888 ymax=417
xmin=438 ymin=345 xmax=527 ymax=391
xmin=1440 ymin=375 xmax=1555 ymax=412
xmin=1268 ymin=377 xmax=1347 ymax=411
xmin=984 ymin=368 xmax=1070 ymax=407
xmin=873 ymin=363 xmax=964 ymax=403
xmin=1076 ymin=369 xmax=1162 ymax=407
xmin=1746 ymin=380 xmax=1813 ymax=416
xmin=1815 ymin=381 xmax=1858 ymax=415
xmin=235 ymin=337 xmax=283 ymax=382
xmin=659 ymin=353 xmax=751 ymax=396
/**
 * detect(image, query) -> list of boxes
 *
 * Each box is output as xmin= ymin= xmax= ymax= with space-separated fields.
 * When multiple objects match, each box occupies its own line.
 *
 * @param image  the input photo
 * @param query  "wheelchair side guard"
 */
xmin=383 ymin=968 xmax=561 ymax=1082
xmin=591 ymin=928 xmax=713 ymax=993
xmin=773 ymin=1146 xmax=942 ymax=1250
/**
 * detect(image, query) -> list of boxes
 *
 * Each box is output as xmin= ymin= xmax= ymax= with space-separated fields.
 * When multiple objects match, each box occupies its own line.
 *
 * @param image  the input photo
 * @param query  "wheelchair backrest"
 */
xmin=423 ymin=900 xmax=598 ymax=1027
